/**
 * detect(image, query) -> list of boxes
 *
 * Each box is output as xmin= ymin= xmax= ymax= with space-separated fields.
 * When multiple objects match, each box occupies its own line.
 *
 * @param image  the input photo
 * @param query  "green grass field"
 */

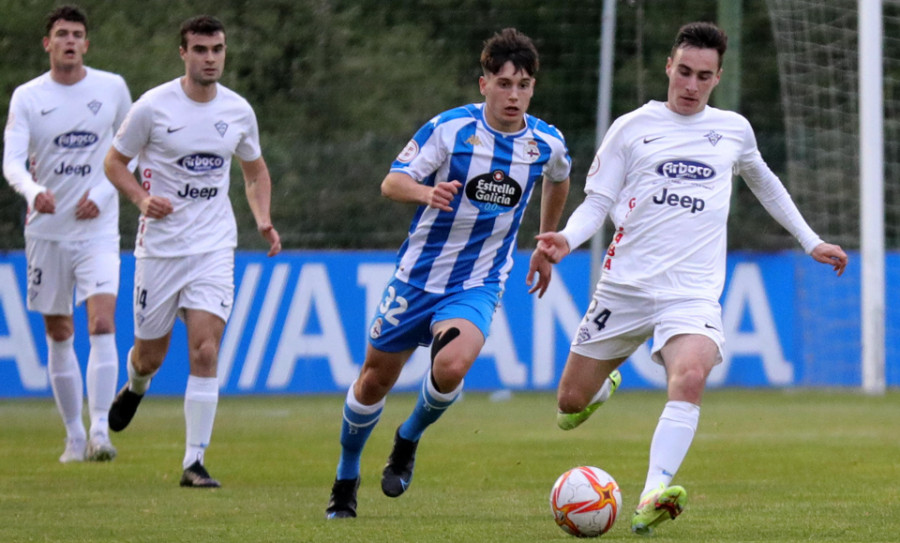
xmin=1 ymin=389 xmax=898 ymax=542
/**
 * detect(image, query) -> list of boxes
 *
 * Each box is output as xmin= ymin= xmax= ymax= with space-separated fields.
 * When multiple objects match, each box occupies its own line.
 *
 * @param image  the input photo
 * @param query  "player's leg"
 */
xmin=76 ymin=239 xmax=120 ymax=460
xmin=44 ymin=314 xmax=86 ymax=462
xmin=327 ymin=345 xmax=413 ymax=518
xmin=379 ymin=318 xmax=482 ymax=499
xmin=27 ymin=239 xmax=86 ymax=462
xmin=110 ymin=256 xmax=177 ymax=432
xmin=632 ymin=331 xmax=720 ymax=535
xmin=179 ymin=308 xmax=225 ymax=488
xmin=556 ymin=352 xmax=625 ymax=430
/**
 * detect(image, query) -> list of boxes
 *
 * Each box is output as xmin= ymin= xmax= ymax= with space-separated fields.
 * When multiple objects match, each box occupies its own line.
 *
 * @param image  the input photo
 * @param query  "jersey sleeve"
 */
xmin=389 ymin=115 xmax=449 ymax=182
xmin=2 ymin=88 xmax=44 ymax=209
xmin=542 ymin=128 xmax=572 ymax=183
xmin=736 ymin=119 xmax=823 ymax=253
xmin=583 ymin=117 xmax=629 ymax=200
xmin=90 ymin=76 xmax=134 ymax=212
xmin=235 ymin=105 xmax=262 ymax=163
xmin=112 ymin=95 xmax=153 ymax=159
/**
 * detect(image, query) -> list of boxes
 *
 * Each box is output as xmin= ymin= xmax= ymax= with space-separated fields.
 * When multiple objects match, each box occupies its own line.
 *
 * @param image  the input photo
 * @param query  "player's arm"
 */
xmin=2 ymin=93 xmax=55 ymax=213
xmin=527 ymin=176 xmax=570 ymax=297
xmin=103 ymin=147 xmax=172 ymax=219
xmin=381 ymin=171 xmax=461 ymax=211
xmin=240 ymin=156 xmax=281 ymax=257
xmin=738 ymin=140 xmax=847 ymax=276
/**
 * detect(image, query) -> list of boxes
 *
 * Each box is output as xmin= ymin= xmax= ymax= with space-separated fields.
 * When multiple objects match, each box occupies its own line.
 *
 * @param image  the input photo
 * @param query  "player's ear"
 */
xmin=478 ymin=75 xmax=487 ymax=96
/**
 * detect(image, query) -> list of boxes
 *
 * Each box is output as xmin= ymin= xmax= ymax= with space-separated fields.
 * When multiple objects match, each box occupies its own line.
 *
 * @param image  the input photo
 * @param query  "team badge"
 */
xmin=523 ymin=140 xmax=541 ymax=162
xmin=396 ymin=140 xmax=419 ymax=163
xmin=87 ymin=100 xmax=102 ymax=115
xmin=704 ymin=130 xmax=723 ymax=146
xmin=215 ymin=121 xmax=229 ymax=137
xmin=587 ymin=155 xmax=601 ymax=178
xmin=369 ymin=317 xmax=383 ymax=339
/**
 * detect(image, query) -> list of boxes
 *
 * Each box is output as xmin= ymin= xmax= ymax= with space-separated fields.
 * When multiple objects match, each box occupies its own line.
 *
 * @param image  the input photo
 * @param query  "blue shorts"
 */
xmin=367 ymin=277 xmax=501 ymax=352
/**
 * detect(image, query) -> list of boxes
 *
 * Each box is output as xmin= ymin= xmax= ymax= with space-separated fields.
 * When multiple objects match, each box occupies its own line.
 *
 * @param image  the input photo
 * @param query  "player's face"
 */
xmin=43 ymin=20 xmax=89 ymax=71
xmin=665 ymin=46 xmax=721 ymax=116
xmin=180 ymin=31 xmax=226 ymax=86
xmin=479 ymin=61 xmax=534 ymax=132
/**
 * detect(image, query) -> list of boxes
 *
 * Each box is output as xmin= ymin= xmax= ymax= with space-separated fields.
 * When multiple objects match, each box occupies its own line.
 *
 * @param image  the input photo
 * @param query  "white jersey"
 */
xmin=570 ymin=100 xmax=821 ymax=300
xmin=113 ymin=78 xmax=261 ymax=258
xmin=3 ymin=67 xmax=131 ymax=241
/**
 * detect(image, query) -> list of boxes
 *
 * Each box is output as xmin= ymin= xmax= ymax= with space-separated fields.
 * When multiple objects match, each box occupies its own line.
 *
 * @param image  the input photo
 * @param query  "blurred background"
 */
xmin=5 ymin=0 xmax=894 ymax=253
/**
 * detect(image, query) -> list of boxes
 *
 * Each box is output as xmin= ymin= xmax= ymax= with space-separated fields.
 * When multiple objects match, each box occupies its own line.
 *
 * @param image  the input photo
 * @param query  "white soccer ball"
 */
xmin=549 ymin=466 xmax=622 ymax=538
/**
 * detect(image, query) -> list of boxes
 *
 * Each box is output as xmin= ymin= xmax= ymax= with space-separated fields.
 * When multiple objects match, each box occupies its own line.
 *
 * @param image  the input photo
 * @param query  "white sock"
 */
xmin=86 ymin=333 xmax=118 ymax=438
xmin=183 ymin=375 xmax=218 ymax=469
xmin=126 ymin=347 xmax=155 ymax=395
xmin=642 ymin=400 xmax=700 ymax=496
xmin=47 ymin=336 xmax=85 ymax=442
xmin=589 ymin=374 xmax=615 ymax=405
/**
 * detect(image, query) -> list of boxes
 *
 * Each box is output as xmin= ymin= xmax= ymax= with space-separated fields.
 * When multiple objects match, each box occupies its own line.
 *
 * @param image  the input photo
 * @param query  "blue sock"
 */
xmin=398 ymin=373 xmax=462 ymax=442
xmin=336 ymin=386 xmax=383 ymax=481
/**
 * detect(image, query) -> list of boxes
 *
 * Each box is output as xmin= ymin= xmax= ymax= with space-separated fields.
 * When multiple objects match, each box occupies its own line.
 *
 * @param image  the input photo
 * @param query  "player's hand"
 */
xmin=75 ymin=190 xmax=99 ymax=220
xmin=428 ymin=180 xmax=462 ymax=212
xmin=33 ymin=190 xmax=56 ymax=214
xmin=810 ymin=242 xmax=848 ymax=277
xmin=258 ymin=223 xmax=282 ymax=257
xmin=138 ymin=195 xmax=173 ymax=219
xmin=534 ymin=232 xmax=571 ymax=264
xmin=526 ymin=248 xmax=553 ymax=298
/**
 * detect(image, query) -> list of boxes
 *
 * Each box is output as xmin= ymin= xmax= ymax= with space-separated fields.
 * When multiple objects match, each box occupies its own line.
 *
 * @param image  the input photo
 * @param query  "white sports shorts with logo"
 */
xmin=25 ymin=235 xmax=120 ymax=315
xmin=570 ymin=281 xmax=725 ymax=366
xmin=133 ymin=248 xmax=234 ymax=340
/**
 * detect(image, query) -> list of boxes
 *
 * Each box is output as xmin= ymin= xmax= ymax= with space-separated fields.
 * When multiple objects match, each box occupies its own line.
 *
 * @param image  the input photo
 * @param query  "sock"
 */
xmin=336 ymin=381 xmax=384 ymax=481
xmin=642 ymin=400 xmax=700 ymax=496
xmin=47 ymin=336 xmax=86 ymax=442
xmin=183 ymin=375 xmax=218 ymax=469
xmin=86 ymin=333 xmax=118 ymax=438
xmin=397 ymin=372 xmax=462 ymax=442
xmin=126 ymin=347 xmax=155 ymax=395
xmin=588 ymin=374 xmax=615 ymax=406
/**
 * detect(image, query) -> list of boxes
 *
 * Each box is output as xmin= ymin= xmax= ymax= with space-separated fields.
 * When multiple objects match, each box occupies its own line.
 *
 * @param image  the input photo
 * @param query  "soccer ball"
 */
xmin=549 ymin=466 xmax=622 ymax=538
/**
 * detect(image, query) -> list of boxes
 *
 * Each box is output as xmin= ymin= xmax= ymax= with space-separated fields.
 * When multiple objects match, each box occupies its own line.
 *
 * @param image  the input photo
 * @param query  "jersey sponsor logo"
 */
xmin=396 ymin=140 xmax=418 ymax=163
xmin=656 ymin=159 xmax=715 ymax=180
xmin=643 ymin=136 xmax=665 ymax=144
xmin=41 ymin=107 xmax=58 ymax=116
xmin=176 ymin=183 xmax=219 ymax=200
xmin=177 ymin=153 xmax=225 ymax=172
xmin=651 ymin=187 xmax=706 ymax=213
xmin=465 ymin=170 xmax=522 ymax=214
xmin=53 ymin=131 xmax=99 ymax=149
xmin=167 ymin=126 xmax=185 ymax=133
xmin=53 ymin=161 xmax=92 ymax=177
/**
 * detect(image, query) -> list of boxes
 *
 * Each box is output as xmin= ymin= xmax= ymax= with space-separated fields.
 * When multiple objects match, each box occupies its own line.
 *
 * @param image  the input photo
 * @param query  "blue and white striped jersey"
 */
xmin=390 ymin=103 xmax=571 ymax=294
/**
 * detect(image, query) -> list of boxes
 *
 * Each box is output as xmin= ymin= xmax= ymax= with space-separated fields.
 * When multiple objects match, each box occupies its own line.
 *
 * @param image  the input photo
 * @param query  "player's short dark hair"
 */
xmin=45 ymin=5 xmax=88 ymax=36
xmin=671 ymin=22 xmax=728 ymax=67
xmin=481 ymin=28 xmax=539 ymax=76
xmin=180 ymin=15 xmax=226 ymax=49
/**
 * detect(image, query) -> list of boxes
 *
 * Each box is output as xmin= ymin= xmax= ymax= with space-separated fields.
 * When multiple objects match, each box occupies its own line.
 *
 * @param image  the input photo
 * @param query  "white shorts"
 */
xmin=570 ymin=282 xmax=725 ymax=366
xmin=25 ymin=236 xmax=120 ymax=315
xmin=133 ymin=249 xmax=234 ymax=340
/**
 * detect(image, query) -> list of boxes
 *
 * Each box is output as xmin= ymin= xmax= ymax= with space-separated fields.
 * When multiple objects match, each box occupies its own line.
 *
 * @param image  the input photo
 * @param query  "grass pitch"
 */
xmin=1 ymin=389 xmax=898 ymax=542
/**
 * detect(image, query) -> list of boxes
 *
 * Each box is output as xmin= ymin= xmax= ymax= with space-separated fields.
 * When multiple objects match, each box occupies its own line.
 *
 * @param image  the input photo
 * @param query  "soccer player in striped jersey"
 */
xmin=535 ymin=22 xmax=848 ymax=535
xmin=327 ymin=28 xmax=571 ymax=518
xmin=3 ymin=5 xmax=132 ymax=463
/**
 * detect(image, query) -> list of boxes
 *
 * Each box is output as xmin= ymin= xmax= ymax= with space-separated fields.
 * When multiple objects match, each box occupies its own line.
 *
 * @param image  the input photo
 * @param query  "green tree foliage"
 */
xmin=0 ymin=0 xmax=792 ymax=251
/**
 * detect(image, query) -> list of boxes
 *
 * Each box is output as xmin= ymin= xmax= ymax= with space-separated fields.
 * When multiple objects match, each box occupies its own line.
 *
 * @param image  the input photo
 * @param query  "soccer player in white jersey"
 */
xmin=326 ymin=28 xmax=571 ymax=519
xmin=102 ymin=15 xmax=281 ymax=488
xmin=2 ymin=5 xmax=132 ymax=464
xmin=534 ymin=22 xmax=848 ymax=535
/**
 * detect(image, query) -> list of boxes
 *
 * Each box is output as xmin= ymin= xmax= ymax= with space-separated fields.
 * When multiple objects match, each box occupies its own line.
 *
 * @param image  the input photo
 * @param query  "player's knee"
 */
xmin=557 ymin=388 xmax=589 ymax=414
xmin=88 ymin=314 xmax=115 ymax=335
xmin=190 ymin=340 xmax=219 ymax=370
